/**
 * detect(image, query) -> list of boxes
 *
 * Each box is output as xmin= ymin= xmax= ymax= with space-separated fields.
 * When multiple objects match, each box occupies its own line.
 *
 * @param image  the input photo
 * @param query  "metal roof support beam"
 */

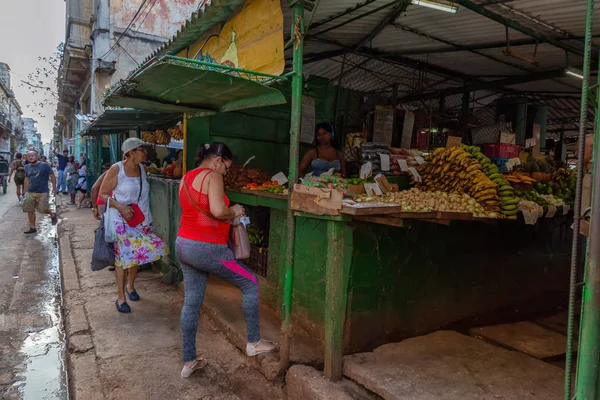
xmin=317 ymin=36 xmax=470 ymax=80
xmin=308 ymin=0 xmax=380 ymax=31
xmin=355 ymin=0 xmax=410 ymax=49
xmin=398 ymin=68 xmax=567 ymax=103
xmin=453 ymin=0 xmax=584 ymax=56
xmin=309 ymin=0 xmax=402 ymax=37
xmin=391 ymin=23 xmax=533 ymax=72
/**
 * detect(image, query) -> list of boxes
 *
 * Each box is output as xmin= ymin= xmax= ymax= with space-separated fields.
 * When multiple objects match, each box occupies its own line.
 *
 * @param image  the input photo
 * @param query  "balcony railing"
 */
xmin=0 ymin=113 xmax=9 ymax=134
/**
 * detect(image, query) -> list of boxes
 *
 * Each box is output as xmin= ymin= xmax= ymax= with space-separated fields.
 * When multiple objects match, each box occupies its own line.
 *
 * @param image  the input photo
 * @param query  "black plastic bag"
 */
xmin=91 ymin=217 xmax=115 ymax=271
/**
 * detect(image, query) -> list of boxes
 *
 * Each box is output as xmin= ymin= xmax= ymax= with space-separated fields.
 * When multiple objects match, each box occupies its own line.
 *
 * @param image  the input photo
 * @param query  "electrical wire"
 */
xmin=96 ymin=0 xmax=151 ymax=61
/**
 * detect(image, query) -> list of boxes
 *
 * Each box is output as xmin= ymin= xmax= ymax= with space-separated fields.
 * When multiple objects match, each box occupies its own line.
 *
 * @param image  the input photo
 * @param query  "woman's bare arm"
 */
xmin=337 ymin=150 xmax=346 ymax=177
xmin=91 ymin=171 xmax=107 ymax=209
xmin=298 ymin=149 xmax=316 ymax=176
xmin=206 ymin=173 xmax=237 ymax=220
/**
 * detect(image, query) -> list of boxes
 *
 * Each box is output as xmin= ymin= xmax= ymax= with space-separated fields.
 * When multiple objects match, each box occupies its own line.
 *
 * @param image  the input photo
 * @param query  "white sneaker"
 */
xmin=246 ymin=339 xmax=276 ymax=357
xmin=180 ymin=358 xmax=207 ymax=378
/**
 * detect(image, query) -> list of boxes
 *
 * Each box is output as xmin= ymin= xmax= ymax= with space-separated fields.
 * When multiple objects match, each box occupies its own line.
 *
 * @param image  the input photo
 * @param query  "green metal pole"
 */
xmin=279 ymin=0 xmax=304 ymax=374
xmin=576 ymin=4 xmax=600 ymax=397
xmin=568 ymin=0 xmax=595 ymax=398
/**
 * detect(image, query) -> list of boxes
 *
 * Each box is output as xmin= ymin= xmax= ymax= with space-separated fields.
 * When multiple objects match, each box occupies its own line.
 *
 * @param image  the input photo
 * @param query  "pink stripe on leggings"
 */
xmin=221 ymin=260 xmax=257 ymax=285
xmin=176 ymin=239 xmax=257 ymax=285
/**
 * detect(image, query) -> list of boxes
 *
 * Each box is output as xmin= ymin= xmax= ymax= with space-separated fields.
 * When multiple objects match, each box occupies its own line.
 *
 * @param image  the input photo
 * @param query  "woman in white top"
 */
xmin=100 ymin=138 xmax=168 ymax=313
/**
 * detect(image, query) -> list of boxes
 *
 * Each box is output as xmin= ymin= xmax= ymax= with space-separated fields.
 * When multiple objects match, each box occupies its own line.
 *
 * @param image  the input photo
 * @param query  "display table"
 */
xmin=148 ymin=176 xmax=574 ymax=378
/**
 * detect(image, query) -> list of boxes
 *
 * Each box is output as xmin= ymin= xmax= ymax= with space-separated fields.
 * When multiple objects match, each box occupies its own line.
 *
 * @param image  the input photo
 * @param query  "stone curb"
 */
xmin=58 ymin=220 xmax=106 ymax=400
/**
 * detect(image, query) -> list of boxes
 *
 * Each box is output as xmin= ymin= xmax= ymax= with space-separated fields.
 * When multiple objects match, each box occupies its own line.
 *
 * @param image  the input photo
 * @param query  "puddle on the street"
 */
xmin=12 ymin=217 xmax=69 ymax=400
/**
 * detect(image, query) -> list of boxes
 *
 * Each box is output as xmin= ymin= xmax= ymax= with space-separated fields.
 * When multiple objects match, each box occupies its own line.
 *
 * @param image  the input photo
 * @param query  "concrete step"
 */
xmin=195 ymin=275 xmax=323 ymax=380
xmin=470 ymin=321 xmax=573 ymax=359
xmin=343 ymin=330 xmax=564 ymax=400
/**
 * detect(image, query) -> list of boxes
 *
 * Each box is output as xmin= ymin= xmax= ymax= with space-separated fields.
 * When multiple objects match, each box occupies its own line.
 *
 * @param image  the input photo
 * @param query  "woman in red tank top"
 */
xmin=176 ymin=142 xmax=275 ymax=378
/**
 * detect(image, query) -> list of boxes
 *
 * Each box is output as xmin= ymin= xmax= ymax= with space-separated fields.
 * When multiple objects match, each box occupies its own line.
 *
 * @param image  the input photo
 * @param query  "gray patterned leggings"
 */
xmin=176 ymin=236 xmax=260 ymax=362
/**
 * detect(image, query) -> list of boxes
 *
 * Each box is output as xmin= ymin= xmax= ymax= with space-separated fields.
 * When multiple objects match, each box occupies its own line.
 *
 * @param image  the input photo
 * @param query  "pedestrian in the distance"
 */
xmin=8 ymin=152 xmax=26 ymax=202
xmin=41 ymin=156 xmax=47 ymax=163
xmin=177 ymin=142 xmax=275 ymax=379
xmin=53 ymin=148 xmax=69 ymax=194
xmin=99 ymin=138 xmax=168 ymax=313
xmin=75 ymin=163 xmax=87 ymax=209
xmin=22 ymin=150 xmax=58 ymax=234
xmin=65 ymin=156 xmax=78 ymax=206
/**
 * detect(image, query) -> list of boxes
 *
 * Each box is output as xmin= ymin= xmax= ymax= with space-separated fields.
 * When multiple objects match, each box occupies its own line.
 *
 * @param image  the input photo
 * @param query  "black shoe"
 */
xmin=108 ymin=267 xmax=116 ymax=271
xmin=62 ymin=192 xmax=68 ymax=195
xmin=24 ymin=228 xmax=37 ymax=234
xmin=51 ymin=213 xmax=58 ymax=225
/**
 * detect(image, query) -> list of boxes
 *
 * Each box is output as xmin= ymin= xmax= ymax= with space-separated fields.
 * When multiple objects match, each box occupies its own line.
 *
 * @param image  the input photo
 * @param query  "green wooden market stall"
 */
xmin=99 ymin=0 xmax=577 ymax=384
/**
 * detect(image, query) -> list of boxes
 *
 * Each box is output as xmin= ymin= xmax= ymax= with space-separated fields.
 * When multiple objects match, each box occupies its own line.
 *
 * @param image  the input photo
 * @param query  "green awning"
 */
xmin=82 ymin=109 xmax=182 ymax=136
xmin=103 ymin=57 xmax=287 ymax=113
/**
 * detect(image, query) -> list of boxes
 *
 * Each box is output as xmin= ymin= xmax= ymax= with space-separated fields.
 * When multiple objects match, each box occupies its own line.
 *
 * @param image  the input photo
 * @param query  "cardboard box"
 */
xmin=348 ymin=184 xmax=366 ymax=194
xmin=290 ymin=184 xmax=343 ymax=216
xmin=500 ymin=132 xmax=516 ymax=144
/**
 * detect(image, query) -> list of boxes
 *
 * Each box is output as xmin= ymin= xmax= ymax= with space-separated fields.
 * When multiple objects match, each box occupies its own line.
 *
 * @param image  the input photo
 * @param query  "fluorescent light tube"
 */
xmin=411 ymin=0 xmax=458 ymax=13
xmin=565 ymin=68 xmax=584 ymax=80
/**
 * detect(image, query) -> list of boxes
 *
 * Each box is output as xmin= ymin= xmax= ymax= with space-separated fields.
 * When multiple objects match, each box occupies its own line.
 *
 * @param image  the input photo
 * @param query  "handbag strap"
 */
xmin=137 ymin=164 xmax=144 ymax=204
xmin=182 ymin=172 xmax=217 ymax=220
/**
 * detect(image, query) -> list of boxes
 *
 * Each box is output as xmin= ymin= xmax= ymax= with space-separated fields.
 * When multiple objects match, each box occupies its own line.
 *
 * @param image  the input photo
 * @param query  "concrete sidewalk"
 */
xmin=57 ymin=202 xmax=284 ymax=400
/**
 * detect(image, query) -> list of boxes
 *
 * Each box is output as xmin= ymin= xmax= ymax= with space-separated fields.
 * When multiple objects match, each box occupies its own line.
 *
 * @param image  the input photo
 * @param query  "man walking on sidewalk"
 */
xmin=22 ymin=150 xmax=58 ymax=234
xmin=53 ymin=148 xmax=69 ymax=194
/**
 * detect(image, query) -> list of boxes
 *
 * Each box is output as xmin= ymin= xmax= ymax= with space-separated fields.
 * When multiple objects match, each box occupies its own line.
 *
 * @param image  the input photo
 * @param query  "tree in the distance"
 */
xmin=20 ymin=43 xmax=64 ymax=119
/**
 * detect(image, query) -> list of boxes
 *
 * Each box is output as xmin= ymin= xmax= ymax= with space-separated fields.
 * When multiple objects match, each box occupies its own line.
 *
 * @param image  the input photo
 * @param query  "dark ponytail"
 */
xmin=195 ymin=142 xmax=233 ymax=166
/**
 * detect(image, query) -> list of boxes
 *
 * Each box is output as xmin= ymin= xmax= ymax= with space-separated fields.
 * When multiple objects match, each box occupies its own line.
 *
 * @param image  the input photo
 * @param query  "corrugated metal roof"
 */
xmin=475 ymin=0 xmax=600 ymax=39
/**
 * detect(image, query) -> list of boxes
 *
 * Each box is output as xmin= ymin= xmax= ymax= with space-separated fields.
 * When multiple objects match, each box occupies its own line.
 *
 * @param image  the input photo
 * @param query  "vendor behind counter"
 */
xmin=299 ymin=123 xmax=345 ymax=177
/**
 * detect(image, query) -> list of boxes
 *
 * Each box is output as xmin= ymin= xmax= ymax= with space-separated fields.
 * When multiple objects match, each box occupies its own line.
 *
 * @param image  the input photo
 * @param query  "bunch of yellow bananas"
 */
xmin=414 ymin=147 xmax=500 ymax=212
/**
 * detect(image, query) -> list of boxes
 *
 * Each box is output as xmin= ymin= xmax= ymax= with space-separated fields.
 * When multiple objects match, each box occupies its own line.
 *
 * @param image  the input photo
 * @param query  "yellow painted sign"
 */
xmin=177 ymin=0 xmax=284 ymax=77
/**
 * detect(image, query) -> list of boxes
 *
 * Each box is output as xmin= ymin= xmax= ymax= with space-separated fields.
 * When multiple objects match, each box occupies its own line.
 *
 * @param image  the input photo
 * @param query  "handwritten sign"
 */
xmin=408 ymin=167 xmax=422 ymax=182
xmin=398 ymin=159 xmax=409 ymax=171
xmin=380 ymin=154 xmax=391 ymax=172
xmin=446 ymin=136 xmax=462 ymax=148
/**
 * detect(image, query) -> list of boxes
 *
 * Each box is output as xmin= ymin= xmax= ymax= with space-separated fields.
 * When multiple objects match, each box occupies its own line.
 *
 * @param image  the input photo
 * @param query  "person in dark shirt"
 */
xmin=53 ymin=148 xmax=69 ymax=194
xmin=22 ymin=150 xmax=57 ymax=234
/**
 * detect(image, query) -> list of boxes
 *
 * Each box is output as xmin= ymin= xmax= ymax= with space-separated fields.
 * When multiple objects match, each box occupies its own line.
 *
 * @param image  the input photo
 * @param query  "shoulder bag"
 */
xmin=92 ymin=215 xmax=115 ymax=271
xmin=182 ymin=173 xmax=250 ymax=259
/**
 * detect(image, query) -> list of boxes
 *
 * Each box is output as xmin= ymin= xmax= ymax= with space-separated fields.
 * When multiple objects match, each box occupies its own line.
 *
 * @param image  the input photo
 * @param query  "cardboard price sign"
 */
xmin=446 ymin=136 xmax=462 ymax=148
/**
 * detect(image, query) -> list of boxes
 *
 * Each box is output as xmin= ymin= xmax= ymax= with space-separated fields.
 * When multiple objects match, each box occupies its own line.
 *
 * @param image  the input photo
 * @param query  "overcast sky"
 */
xmin=0 ymin=0 xmax=65 ymax=143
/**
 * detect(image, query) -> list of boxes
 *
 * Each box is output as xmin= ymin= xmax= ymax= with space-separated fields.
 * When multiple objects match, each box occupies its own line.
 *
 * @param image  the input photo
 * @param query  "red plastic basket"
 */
xmin=483 ymin=143 xmax=521 ymax=159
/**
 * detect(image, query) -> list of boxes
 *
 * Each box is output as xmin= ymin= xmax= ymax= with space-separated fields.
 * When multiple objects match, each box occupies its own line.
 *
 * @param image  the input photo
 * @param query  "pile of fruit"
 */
xmin=167 ymin=125 xmax=184 ymax=140
xmin=538 ymin=194 xmax=566 ymax=206
xmin=549 ymin=168 xmax=576 ymax=206
xmin=141 ymin=129 xmax=171 ymax=145
xmin=518 ymin=199 xmax=543 ymax=214
xmin=302 ymin=175 xmax=348 ymax=190
xmin=243 ymin=181 xmax=288 ymax=195
xmin=516 ymin=190 xmax=549 ymax=206
xmin=504 ymin=172 xmax=536 ymax=186
xmin=462 ymin=145 xmax=518 ymax=218
xmin=384 ymin=189 xmax=490 ymax=216
xmin=416 ymin=147 xmax=500 ymax=213
xmin=224 ymin=167 xmax=271 ymax=190
xmin=246 ymin=225 xmax=267 ymax=247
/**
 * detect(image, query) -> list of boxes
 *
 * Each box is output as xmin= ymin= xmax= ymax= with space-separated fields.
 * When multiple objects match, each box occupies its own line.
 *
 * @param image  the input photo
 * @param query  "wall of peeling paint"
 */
xmin=111 ymin=0 xmax=198 ymax=39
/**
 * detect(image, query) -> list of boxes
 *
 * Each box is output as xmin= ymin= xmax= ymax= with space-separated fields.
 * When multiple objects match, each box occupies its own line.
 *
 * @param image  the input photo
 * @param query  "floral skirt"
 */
xmin=113 ymin=217 xmax=168 ymax=269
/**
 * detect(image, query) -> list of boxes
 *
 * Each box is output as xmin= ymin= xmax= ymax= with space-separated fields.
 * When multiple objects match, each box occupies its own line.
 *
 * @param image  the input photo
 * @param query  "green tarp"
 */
xmin=82 ymin=109 xmax=182 ymax=136
xmin=103 ymin=58 xmax=287 ymax=114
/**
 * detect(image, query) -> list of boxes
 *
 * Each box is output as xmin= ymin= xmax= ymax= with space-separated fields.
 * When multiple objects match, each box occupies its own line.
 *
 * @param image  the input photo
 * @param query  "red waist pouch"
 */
xmin=127 ymin=204 xmax=145 ymax=227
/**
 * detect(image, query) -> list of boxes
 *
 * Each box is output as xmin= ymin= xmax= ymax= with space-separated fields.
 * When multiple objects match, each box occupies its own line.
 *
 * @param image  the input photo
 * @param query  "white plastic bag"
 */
xmin=104 ymin=198 xmax=118 ymax=243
